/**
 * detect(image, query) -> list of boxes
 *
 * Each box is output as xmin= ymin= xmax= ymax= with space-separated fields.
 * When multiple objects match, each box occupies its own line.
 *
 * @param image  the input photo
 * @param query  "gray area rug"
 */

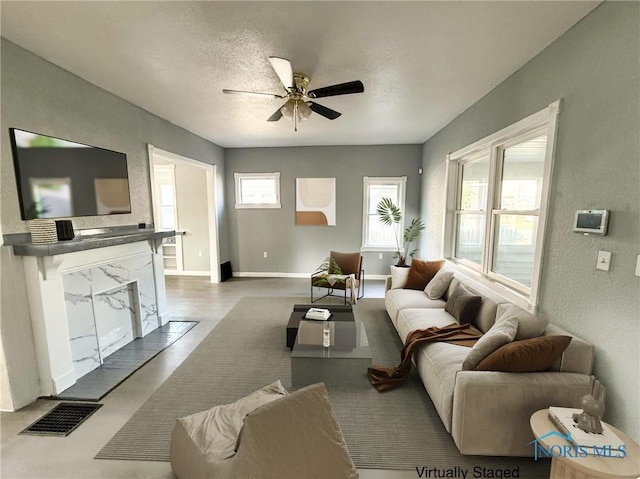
xmin=96 ymin=297 xmax=550 ymax=474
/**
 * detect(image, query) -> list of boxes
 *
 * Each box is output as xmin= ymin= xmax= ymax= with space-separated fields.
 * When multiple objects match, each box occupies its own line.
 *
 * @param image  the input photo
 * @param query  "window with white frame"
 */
xmin=234 ymin=172 xmax=281 ymax=209
xmin=446 ymin=100 xmax=561 ymax=307
xmin=153 ymin=165 xmax=177 ymax=230
xmin=362 ymin=176 xmax=407 ymax=251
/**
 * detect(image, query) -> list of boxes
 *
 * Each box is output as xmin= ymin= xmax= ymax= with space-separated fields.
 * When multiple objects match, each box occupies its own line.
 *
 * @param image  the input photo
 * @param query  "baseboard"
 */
xmin=164 ymin=270 xmax=211 ymax=277
xmin=233 ymin=272 xmax=310 ymax=278
xmin=234 ymin=272 xmax=388 ymax=280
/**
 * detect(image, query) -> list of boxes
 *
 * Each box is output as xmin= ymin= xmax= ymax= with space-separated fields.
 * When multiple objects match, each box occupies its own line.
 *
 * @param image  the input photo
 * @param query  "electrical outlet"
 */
xmin=378 ymin=253 xmax=384 ymax=260
xmin=263 ymin=251 xmax=268 ymax=258
xmin=596 ymin=250 xmax=611 ymax=272
xmin=198 ymin=250 xmax=203 ymax=257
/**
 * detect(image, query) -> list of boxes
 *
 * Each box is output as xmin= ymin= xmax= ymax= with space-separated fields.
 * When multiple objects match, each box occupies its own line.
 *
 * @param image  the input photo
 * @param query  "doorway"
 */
xmin=147 ymin=145 xmax=220 ymax=283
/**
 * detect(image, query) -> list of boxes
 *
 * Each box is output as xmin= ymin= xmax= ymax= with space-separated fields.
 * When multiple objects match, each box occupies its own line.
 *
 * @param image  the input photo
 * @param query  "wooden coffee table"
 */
xmin=530 ymin=409 xmax=640 ymax=478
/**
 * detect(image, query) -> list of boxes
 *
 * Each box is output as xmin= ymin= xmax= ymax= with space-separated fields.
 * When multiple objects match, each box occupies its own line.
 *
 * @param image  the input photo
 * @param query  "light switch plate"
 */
xmin=635 ymin=255 xmax=640 ymax=277
xmin=596 ymin=250 xmax=612 ymax=271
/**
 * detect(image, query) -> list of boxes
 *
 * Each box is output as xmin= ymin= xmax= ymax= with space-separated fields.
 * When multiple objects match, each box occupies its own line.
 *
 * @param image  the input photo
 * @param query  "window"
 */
xmin=234 ymin=172 xmax=281 ymax=209
xmin=362 ymin=176 xmax=407 ymax=251
xmin=447 ymin=100 xmax=561 ymax=308
xmin=153 ymin=165 xmax=177 ymax=229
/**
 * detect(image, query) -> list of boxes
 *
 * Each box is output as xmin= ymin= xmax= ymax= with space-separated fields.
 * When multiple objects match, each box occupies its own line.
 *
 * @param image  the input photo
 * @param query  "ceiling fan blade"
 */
xmin=308 ymin=102 xmax=341 ymax=120
xmin=267 ymin=106 xmax=284 ymax=122
xmin=268 ymin=56 xmax=293 ymax=90
xmin=308 ymin=80 xmax=364 ymax=99
xmin=223 ymin=89 xmax=284 ymax=99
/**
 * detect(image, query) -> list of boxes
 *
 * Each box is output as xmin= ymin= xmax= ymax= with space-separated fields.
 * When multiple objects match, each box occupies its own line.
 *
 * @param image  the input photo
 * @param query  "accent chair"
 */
xmin=311 ymin=251 xmax=364 ymax=304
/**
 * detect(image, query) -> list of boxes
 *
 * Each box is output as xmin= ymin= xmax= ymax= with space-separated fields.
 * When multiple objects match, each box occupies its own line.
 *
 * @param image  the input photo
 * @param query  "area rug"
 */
xmin=96 ymin=297 xmax=550 ymax=475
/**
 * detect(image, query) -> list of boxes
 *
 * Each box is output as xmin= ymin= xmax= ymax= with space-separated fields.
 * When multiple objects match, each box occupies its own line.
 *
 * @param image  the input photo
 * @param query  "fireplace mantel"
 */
xmin=14 ymin=229 xmax=178 ymax=397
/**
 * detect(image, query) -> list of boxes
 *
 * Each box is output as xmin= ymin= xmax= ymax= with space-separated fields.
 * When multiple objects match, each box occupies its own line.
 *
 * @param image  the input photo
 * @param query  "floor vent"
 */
xmin=20 ymin=402 xmax=103 ymax=437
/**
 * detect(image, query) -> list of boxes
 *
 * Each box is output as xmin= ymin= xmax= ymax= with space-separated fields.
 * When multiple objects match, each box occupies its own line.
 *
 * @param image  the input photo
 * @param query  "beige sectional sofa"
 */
xmin=385 ymin=269 xmax=595 ymax=456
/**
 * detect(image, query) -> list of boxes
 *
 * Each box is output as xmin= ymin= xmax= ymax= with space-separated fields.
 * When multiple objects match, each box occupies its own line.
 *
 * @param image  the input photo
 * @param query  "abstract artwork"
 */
xmin=296 ymin=178 xmax=336 ymax=226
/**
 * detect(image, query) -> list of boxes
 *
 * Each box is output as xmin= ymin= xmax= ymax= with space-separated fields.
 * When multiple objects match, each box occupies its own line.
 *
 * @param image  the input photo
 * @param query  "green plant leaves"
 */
xmin=375 ymin=197 xmax=402 ymax=226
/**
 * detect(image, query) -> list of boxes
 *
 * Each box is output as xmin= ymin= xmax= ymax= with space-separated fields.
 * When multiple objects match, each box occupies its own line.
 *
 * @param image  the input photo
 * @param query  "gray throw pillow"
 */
xmin=424 ymin=269 xmax=454 ymax=299
xmin=445 ymin=285 xmax=482 ymax=324
xmin=496 ymin=304 xmax=549 ymax=340
xmin=461 ymin=316 xmax=519 ymax=370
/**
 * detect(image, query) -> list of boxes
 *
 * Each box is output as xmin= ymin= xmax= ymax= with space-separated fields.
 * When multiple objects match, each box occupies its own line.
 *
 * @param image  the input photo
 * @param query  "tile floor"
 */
xmin=1 ymin=276 xmax=417 ymax=478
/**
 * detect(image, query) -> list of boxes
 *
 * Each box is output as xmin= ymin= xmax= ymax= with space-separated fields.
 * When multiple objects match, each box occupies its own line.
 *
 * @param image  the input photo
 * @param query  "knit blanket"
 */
xmin=368 ymin=323 xmax=482 ymax=392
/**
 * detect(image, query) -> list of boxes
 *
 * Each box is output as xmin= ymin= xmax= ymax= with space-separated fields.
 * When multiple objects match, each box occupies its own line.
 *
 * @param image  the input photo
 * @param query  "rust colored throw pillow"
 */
xmin=474 ymin=335 xmax=572 ymax=372
xmin=444 ymin=285 xmax=482 ymax=324
xmin=404 ymin=259 xmax=444 ymax=290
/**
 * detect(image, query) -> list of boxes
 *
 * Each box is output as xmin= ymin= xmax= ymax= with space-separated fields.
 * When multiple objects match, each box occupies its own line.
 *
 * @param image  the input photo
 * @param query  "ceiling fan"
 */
xmin=223 ymin=57 xmax=364 ymax=131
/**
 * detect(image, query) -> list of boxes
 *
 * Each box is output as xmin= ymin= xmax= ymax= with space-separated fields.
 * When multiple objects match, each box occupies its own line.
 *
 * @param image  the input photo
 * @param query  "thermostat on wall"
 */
xmin=573 ymin=209 xmax=609 ymax=235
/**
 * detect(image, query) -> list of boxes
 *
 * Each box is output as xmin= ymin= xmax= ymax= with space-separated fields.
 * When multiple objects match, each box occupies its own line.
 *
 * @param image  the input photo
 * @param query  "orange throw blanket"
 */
xmin=368 ymin=323 xmax=483 ymax=392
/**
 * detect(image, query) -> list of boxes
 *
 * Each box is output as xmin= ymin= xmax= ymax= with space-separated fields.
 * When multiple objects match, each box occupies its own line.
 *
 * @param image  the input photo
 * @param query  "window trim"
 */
xmin=234 ymin=172 xmax=281 ymax=209
xmin=361 ymin=176 xmax=407 ymax=252
xmin=444 ymin=100 xmax=561 ymax=311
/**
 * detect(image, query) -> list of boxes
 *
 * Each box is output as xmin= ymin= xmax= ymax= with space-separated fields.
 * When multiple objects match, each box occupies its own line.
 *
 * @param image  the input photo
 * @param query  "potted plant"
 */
xmin=375 ymin=197 xmax=425 ymax=266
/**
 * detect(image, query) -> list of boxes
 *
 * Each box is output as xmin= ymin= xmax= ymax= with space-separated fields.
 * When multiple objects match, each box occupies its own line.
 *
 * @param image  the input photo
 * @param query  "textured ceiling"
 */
xmin=1 ymin=1 xmax=599 ymax=148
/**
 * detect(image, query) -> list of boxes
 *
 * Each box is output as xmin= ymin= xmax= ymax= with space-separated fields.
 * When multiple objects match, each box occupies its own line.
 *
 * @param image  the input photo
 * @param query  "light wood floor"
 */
xmin=1 ymin=276 xmax=415 ymax=479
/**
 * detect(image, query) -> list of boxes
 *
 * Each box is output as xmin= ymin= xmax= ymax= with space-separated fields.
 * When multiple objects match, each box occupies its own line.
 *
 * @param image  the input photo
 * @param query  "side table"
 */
xmin=530 ymin=409 xmax=640 ymax=479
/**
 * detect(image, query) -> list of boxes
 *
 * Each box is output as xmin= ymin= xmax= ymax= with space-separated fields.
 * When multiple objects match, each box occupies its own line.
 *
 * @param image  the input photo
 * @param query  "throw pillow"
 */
xmin=424 ymin=269 xmax=454 ymax=299
xmin=474 ymin=335 xmax=572 ymax=372
xmin=496 ymin=305 xmax=549 ymax=340
xmin=445 ymin=285 xmax=482 ymax=324
xmin=461 ymin=316 xmax=519 ymax=370
xmin=404 ymin=259 xmax=445 ymax=290
xmin=390 ymin=266 xmax=410 ymax=289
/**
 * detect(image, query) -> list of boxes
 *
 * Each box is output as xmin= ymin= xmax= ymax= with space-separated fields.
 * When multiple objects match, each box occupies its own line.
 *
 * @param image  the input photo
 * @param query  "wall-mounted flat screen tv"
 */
xmin=9 ymin=128 xmax=132 ymax=220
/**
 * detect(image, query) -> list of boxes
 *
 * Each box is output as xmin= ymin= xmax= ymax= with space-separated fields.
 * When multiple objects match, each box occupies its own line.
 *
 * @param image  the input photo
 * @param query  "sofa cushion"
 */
xmin=445 ymin=285 xmax=482 ymax=325
xmin=461 ymin=317 xmax=519 ymax=371
xmin=390 ymin=266 xmax=410 ymax=289
xmin=458 ymin=279 xmax=510 ymax=333
xmin=424 ymin=269 xmax=454 ymax=299
xmin=396 ymin=308 xmax=464 ymax=344
xmin=404 ymin=259 xmax=444 ymax=290
xmin=385 ymin=289 xmax=446 ymax=327
xmin=414 ymin=342 xmax=470 ymax=433
xmin=475 ymin=335 xmax=572 ymax=372
xmin=496 ymin=304 xmax=549 ymax=340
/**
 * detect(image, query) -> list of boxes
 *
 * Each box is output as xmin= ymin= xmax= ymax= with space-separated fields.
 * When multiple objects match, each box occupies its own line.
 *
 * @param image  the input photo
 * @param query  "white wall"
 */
xmin=421 ymin=2 xmax=639 ymax=439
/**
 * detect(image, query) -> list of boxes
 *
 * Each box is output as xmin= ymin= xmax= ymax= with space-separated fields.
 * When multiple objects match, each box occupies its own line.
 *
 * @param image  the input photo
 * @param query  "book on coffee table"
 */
xmin=305 ymin=308 xmax=331 ymax=320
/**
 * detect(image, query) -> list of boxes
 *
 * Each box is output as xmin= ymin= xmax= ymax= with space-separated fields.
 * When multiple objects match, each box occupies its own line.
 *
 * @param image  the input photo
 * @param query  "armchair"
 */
xmin=311 ymin=251 xmax=364 ymax=304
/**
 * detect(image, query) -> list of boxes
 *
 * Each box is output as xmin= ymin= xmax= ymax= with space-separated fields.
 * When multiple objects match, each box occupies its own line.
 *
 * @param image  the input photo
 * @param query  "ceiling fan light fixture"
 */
xmin=223 ymin=56 xmax=363 ymax=131
xmin=280 ymin=100 xmax=295 ymax=119
xmin=298 ymin=101 xmax=312 ymax=121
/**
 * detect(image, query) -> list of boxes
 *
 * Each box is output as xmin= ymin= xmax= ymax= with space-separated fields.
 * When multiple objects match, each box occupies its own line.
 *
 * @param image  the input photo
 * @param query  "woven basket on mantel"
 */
xmin=28 ymin=219 xmax=58 ymax=244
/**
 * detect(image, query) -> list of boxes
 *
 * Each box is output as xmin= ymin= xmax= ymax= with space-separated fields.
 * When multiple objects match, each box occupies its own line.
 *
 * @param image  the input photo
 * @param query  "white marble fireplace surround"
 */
xmin=15 ymin=231 xmax=175 ymax=397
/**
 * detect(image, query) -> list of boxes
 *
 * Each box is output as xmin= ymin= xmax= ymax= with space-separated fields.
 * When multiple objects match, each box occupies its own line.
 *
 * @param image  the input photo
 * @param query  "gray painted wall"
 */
xmin=225 ymin=145 xmax=423 ymax=276
xmin=0 ymin=39 xmax=229 ymax=409
xmin=420 ymin=3 xmax=639 ymax=439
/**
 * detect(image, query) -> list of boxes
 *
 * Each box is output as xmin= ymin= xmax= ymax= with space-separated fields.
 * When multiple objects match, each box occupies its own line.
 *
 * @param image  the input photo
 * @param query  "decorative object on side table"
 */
xmin=572 ymin=375 xmax=606 ymax=434
xmin=375 ymin=197 xmax=424 ymax=266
